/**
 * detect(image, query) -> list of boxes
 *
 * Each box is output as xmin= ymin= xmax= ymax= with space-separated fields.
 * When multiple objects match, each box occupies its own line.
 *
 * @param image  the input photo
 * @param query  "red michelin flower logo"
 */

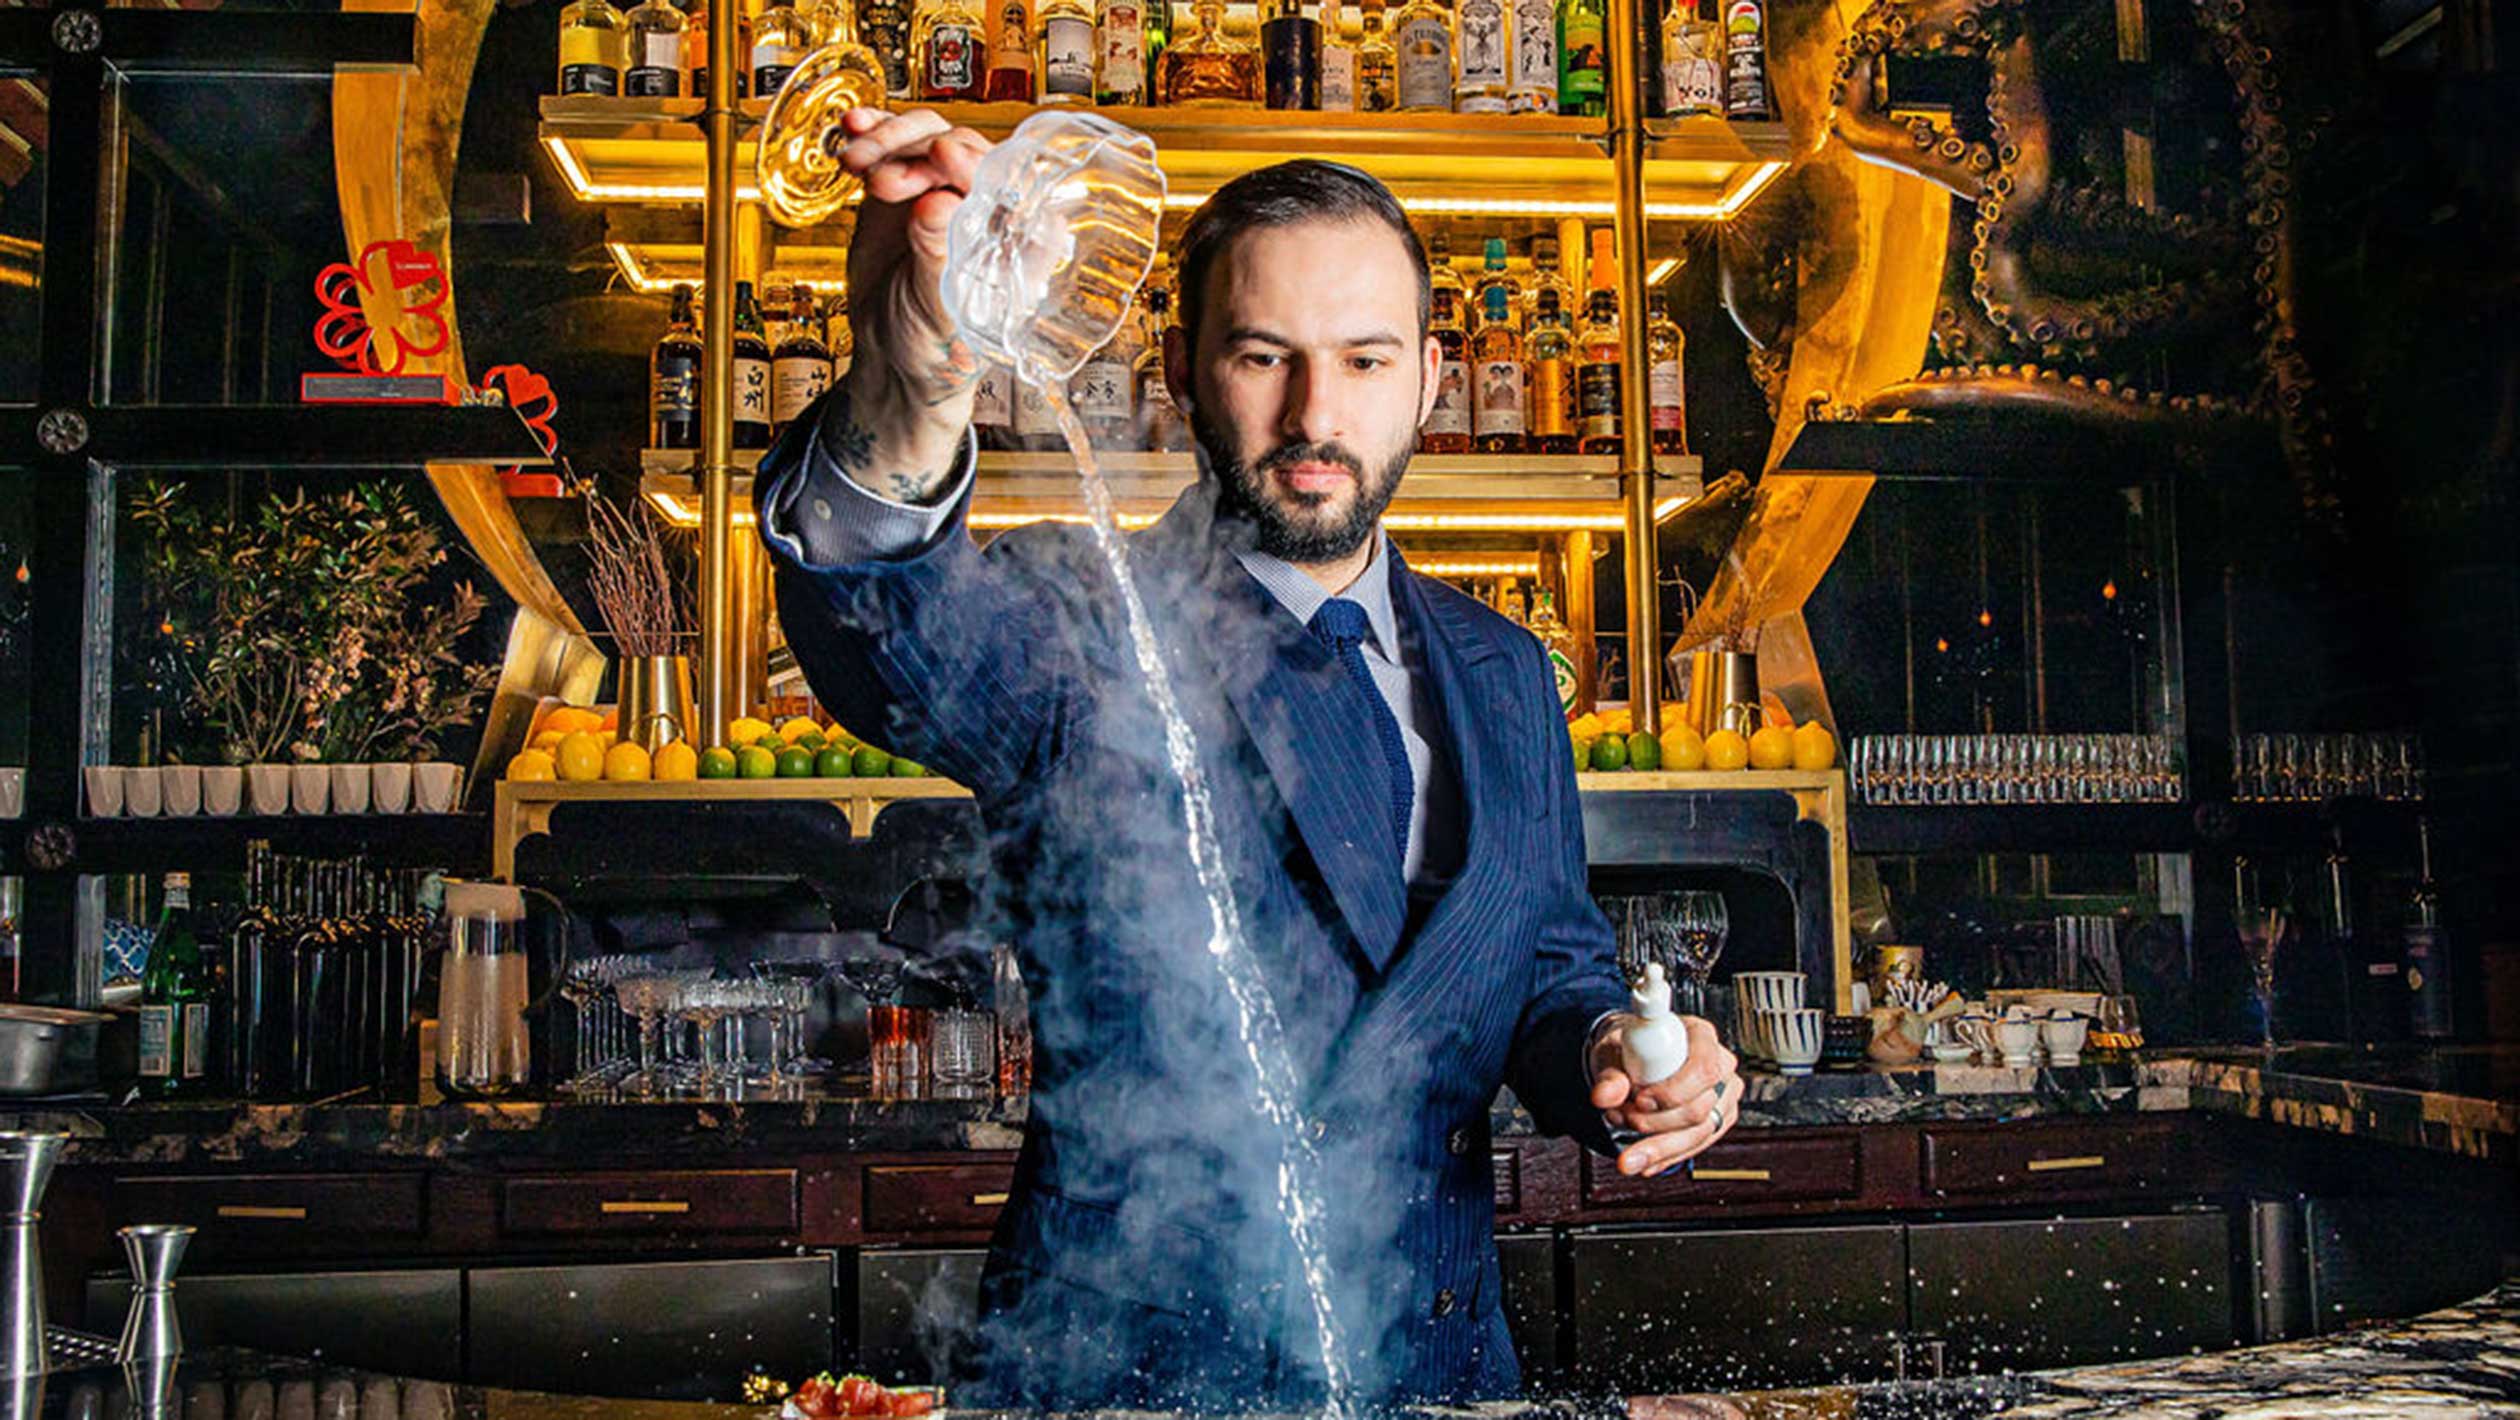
xmin=313 ymin=239 xmax=453 ymax=376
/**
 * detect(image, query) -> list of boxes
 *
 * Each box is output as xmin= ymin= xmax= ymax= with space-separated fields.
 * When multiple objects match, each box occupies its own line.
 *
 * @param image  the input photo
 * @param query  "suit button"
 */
xmin=1309 ymin=1119 xmax=1329 ymax=1143
xmin=1446 ymin=1127 xmax=1472 ymax=1157
xmin=1432 ymin=1289 xmax=1457 ymax=1318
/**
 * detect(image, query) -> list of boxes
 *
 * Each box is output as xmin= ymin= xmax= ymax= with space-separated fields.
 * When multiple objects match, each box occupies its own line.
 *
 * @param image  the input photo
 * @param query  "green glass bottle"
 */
xmin=138 ymin=873 xmax=210 ymax=1098
xmin=1554 ymin=0 xmax=1603 ymax=115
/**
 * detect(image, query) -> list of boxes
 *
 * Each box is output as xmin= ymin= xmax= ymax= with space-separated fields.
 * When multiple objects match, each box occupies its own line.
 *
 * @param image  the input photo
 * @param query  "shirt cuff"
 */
xmin=759 ymin=419 xmax=981 ymax=569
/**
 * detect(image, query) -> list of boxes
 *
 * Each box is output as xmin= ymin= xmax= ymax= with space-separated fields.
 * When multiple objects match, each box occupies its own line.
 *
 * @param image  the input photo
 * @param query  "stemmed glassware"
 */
xmin=2234 ymin=858 xmax=2290 ymax=1056
xmin=1666 ymin=892 xmax=1730 ymax=1023
xmin=1850 ymin=733 xmax=2188 ymax=805
xmin=751 ymin=960 xmax=830 ymax=1078
xmin=558 ymin=954 xmax=638 ymax=1093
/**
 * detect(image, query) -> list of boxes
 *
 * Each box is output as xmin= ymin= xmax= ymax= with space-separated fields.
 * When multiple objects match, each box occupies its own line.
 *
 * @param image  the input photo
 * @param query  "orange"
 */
xmin=555 ymin=731 xmax=605 ymax=782
xmin=1659 ymin=725 xmax=1707 ymax=771
xmin=530 ymin=729 xmax=567 ymax=753
xmin=505 ymin=749 xmax=557 ymax=782
xmin=1748 ymin=725 xmax=1795 ymax=770
xmin=1791 ymin=721 xmax=1838 ymax=771
xmin=602 ymin=740 xmax=653 ymax=781
xmin=778 ymin=716 xmax=823 ymax=744
xmin=652 ymin=740 xmax=699 ymax=781
xmin=1703 ymin=729 xmax=1751 ymax=771
xmin=598 ymin=708 xmax=621 ymax=733
xmin=545 ymin=706 xmax=602 ymax=736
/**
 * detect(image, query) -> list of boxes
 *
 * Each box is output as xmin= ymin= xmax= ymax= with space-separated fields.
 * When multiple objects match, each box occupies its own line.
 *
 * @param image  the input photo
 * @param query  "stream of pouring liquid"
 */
xmin=1041 ymin=382 xmax=1355 ymax=1419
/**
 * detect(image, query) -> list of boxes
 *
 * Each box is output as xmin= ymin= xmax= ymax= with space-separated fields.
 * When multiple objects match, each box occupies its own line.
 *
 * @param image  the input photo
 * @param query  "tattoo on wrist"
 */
xmin=822 ymin=381 xmax=959 ymax=506
xmin=916 ymin=337 xmax=981 ymax=407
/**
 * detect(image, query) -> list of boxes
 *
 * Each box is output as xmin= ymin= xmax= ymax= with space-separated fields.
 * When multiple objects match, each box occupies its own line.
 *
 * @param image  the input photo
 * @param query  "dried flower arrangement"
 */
xmin=581 ymin=488 xmax=691 ymax=657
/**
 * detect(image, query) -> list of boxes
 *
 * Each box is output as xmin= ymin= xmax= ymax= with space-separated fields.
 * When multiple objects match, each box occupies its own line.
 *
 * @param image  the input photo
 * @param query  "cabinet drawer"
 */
xmin=863 ymin=1163 xmax=1017 ymax=1234
xmin=1584 ymin=1133 xmax=1861 ymax=1207
xmin=501 ymin=1170 xmax=799 ymax=1236
xmin=1920 ymin=1121 xmax=2178 ymax=1198
xmin=113 ymin=1173 xmax=427 ymax=1243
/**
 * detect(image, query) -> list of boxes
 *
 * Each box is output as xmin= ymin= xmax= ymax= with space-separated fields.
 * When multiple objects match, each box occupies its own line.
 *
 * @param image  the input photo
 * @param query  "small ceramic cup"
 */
xmin=202 ymin=766 xmax=245 ymax=816
xmin=330 ymin=763 xmax=372 ymax=814
xmin=2041 ymin=1014 xmax=2090 ymax=1066
xmin=289 ymin=764 xmax=331 ymax=815
xmin=161 ymin=765 xmax=203 ymax=817
xmin=1770 ymin=1007 xmax=1827 ymax=1076
xmin=1996 ymin=1017 xmax=2044 ymax=1068
xmin=370 ymin=762 xmax=414 ymax=813
xmin=246 ymin=764 xmax=292 ymax=816
xmin=413 ymin=762 xmax=462 ymax=813
xmin=0 ymin=767 xmax=22 ymax=819
xmin=83 ymin=765 xmax=125 ymax=817
xmin=123 ymin=766 xmax=164 ymax=818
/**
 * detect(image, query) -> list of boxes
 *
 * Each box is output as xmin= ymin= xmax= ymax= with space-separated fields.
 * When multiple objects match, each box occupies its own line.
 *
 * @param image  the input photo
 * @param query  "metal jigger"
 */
xmin=114 ymin=1224 xmax=195 ymax=1364
xmin=0 ymin=1132 xmax=66 ymax=1380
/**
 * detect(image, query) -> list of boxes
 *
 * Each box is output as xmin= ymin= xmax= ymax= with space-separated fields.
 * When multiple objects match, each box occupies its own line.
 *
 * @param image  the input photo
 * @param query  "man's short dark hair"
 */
xmin=1171 ymin=161 xmax=1431 ymax=352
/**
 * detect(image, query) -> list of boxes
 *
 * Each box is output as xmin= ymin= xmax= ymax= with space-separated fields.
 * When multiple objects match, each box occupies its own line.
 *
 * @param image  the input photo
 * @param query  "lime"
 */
xmin=753 ymin=732 xmax=788 ymax=753
xmin=851 ymin=744 xmax=894 ymax=778
xmin=890 ymin=757 xmax=929 ymax=778
xmin=1589 ymin=734 xmax=1631 ymax=772
xmin=1625 ymin=730 xmax=1662 ymax=772
xmin=697 ymin=745 xmax=739 ymax=779
xmin=796 ymin=732 xmax=827 ymax=753
xmin=736 ymin=744 xmax=779 ymax=779
xmin=815 ymin=747 xmax=854 ymax=778
xmin=775 ymin=745 xmax=815 ymax=778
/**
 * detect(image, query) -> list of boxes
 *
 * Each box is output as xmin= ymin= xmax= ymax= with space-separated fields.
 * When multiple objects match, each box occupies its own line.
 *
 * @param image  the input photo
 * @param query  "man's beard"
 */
xmin=1196 ymin=404 xmax=1413 ymax=564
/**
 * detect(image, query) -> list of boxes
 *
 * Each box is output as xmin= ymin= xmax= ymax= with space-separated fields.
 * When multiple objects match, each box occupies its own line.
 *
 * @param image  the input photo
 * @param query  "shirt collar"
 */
xmin=1234 ymin=532 xmax=1400 ymax=662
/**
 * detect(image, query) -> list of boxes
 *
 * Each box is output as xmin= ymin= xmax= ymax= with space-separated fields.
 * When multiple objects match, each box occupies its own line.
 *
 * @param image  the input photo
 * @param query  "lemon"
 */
xmin=1601 ymin=707 xmax=1634 ymax=736
xmin=1589 ymin=734 xmax=1629 ymax=772
xmin=1625 ymin=730 xmax=1662 ymax=772
xmin=815 ymin=747 xmax=854 ymax=778
xmin=824 ymin=723 xmax=854 ymax=745
xmin=773 ymin=716 xmax=817 ymax=744
xmin=506 ymin=749 xmax=557 ymax=782
xmin=1569 ymin=712 xmax=1606 ymax=741
xmin=736 ymin=744 xmax=778 ymax=779
xmin=852 ymin=744 xmax=894 ymax=778
xmin=1704 ymin=729 xmax=1751 ymax=771
xmin=728 ymin=716 xmax=774 ymax=747
xmin=1660 ymin=725 xmax=1707 ymax=771
xmin=653 ymin=740 xmax=699 ymax=781
xmin=530 ymin=729 xmax=567 ymax=753
xmin=1748 ymin=725 xmax=1795 ymax=770
xmin=555 ymin=731 xmax=606 ymax=782
xmin=603 ymin=740 xmax=653 ymax=781
xmin=1791 ymin=721 xmax=1839 ymax=771
xmin=698 ymin=745 xmax=739 ymax=779
xmin=544 ymin=706 xmax=602 ymax=736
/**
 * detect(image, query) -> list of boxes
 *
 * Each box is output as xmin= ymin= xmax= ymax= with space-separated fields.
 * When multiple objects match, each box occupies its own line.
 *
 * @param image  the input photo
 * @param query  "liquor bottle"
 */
xmin=1574 ymin=235 xmax=1621 ymax=456
xmin=1500 ymin=581 xmax=1526 ymax=625
xmin=1392 ymin=0 xmax=1454 ymax=111
xmin=1525 ymin=232 xmax=1574 ymax=327
xmin=1094 ymin=0 xmax=1149 ymax=104
xmin=1356 ymin=0 xmax=1398 ymax=109
xmin=1646 ymin=293 xmax=1685 ymax=456
xmin=1556 ymin=0 xmax=1605 ymax=115
xmin=1505 ymin=0 xmax=1555 ymax=110
xmin=1472 ymin=234 xmax=1515 ymax=314
xmin=1318 ymin=0 xmax=1358 ymax=109
xmin=652 ymin=283 xmax=704 ymax=449
xmin=1470 ymin=284 xmax=1524 ymax=454
xmin=732 ymin=280 xmax=773 ymax=448
xmin=1659 ymin=0 xmax=1721 ymax=114
xmin=1135 ymin=285 xmax=1189 ymax=451
xmin=557 ymin=0 xmax=630 ymax=95
xmin=684 ymin=0 xmax=749 ymax=101
xmin=1261 ymin=0 xmax=1321 ymax=109
xmin=624 ymin=0 xmax=690 ymax=95
xmin=138 ymin=873 xmax=209 ymax=1098
xmin=1422 ymin=268 xmax=1471 ymax=454
xmin=985 ymin=0 xmax=1039 ymax=100
xmin=1453 ymin=0 xmax=1506 ymax=111
xmin=1014 ymin=375 xmax=1065 ymax=450
xmin=823 ymin=290 xmax=854 ymax=378
xmin=860 ymin=0 xmax=914 ymax=95
xmin=772 ymin=283 xmax=835 ymax=434
xmin=973 ymin=362 xmax=1017 ymax=450
xmin=1528 ymin=590 xmax=1586 ymax=719
xmin=1524 ymin=287 xmax=1575 ymax=454
xmin=1720 ymin=0 xmax=1769 ymax=119
xmin=1142 ymin=0 xmax=1171 ymax=98
xmin=1159 ymin=0 xmax=1260 ymax=105
xmin=1071 ymin=294 xmax=1140 ymax=445
xmin=916 ymin=0 xmax=988 ymax=97
xmin=0 ymin=879 xmax=18 ymax=1004
xmin=1039 ymin=0 xmax=1097 ymax=103
xmin=752 ymin=0 xmax=815 ymax=96
xmin=2405 ymin=818 xmax=2455 ymax=1039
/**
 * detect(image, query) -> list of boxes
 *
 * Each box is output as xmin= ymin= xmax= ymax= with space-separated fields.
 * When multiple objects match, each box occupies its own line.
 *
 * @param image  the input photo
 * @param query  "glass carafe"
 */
xmin=432 ymin=881 xmax=569 ymax=1098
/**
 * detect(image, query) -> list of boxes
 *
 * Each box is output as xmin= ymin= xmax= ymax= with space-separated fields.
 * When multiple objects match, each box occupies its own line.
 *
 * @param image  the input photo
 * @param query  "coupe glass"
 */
xmin=751 ymin=960 xmax=830 ymax=1075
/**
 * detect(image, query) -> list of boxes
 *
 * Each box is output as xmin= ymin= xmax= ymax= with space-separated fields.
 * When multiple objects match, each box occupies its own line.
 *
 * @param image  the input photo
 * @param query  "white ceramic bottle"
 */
xmin=1620 ymin=961 xmax=1692 ymax=1085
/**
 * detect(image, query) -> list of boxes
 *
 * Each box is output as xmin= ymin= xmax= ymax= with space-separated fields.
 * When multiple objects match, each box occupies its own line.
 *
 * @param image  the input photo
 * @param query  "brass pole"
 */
xmin=698 ymin=0 xmax=741 ymax=745
xmin=1604 ymin=0 xmax=1659 ymax=729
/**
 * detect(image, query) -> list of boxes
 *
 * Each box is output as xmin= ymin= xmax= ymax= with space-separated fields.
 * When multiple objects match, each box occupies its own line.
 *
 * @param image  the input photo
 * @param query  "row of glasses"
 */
xmin=2234 ymin=731 xmax=2424 ymax=803
xmin=1851 ymin=734 xmax=2185 ymax=805
xmin=1599 ymin=892 xmax=1731 ymax=1023
xmin=557 ymin=954 xmax=644 ymax=1093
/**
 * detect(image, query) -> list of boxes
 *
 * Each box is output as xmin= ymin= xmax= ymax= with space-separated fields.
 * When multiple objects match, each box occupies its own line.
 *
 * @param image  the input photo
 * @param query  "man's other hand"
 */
xmin=1587 ymin=1014 xmax=1743 ymax=1176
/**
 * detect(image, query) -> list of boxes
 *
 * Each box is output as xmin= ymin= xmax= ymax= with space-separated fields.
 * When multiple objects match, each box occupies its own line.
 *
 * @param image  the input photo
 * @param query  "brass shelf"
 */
xmin=539 ymin=95 xmax=1790 ymax=220
xmin=638 ymin=448 xmax=1700 ymax=534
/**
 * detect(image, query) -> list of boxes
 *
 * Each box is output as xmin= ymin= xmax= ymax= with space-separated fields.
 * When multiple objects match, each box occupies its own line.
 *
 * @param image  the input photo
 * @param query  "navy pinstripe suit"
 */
xmin=759 ymin=418 xmax=1628 ymax=1411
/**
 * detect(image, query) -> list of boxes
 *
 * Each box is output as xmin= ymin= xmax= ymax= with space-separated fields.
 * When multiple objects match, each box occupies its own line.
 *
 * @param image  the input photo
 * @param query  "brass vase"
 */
xmin=615 ymin=654 xmax=696 ymax=751
xmin=1676 ymin=650 xmax=1761 ymax=738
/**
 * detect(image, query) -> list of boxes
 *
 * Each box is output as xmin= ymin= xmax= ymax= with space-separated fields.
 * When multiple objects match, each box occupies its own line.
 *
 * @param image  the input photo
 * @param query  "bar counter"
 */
xmin=33 ymin=1276 xmax=2520 ymax=1420
xmin=10 ymin=1045 xmax=2512 ymax=1167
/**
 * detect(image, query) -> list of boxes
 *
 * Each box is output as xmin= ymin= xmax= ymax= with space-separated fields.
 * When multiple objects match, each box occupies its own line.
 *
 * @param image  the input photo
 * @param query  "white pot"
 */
xmin=123 ymin=766 xmax=164 ymax=818
xmin=246 ymin=764 xmax=292 ymax=815
xmin=161 ymin=765 xmax=203 ymax=817
xmin=83 ymin=765 xmax=125 ymax=817
xmin=412 ymin=762 xmax=463 ymax=814
xmin=202 ymin=766 xmax=244 ymax=816
xmin=289 ymin=764 xmax=331 ymax=815
xmin=330 ymin=763 xmax=373 ymax=814
xmin=370 ymin=762 xmax=414 ymax=813
xmin=0 ymin=767 xmax=25 ymax=819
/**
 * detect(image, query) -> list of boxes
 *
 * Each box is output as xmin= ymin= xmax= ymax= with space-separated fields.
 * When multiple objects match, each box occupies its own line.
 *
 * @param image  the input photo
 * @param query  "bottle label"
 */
xmin=1264 ymin=18 xmax=1320 ymax=108
xmin=139 ymin=1004 xmax=173 ymax=1078
xmin=559 ymin=62 xmax=622 ymax=96
xmin=1427 ymin=358 xmax=1471 ymax=435
xmin=1531 ymin=355 xmax=1573 ymax=437
xmin=653 ymin=355 xmax=700 ymax=419
xmin=1396 ymin=15 xmax=1452 ymax=109
xmin=1072 ymin=359 xmax=1133 ymax=421
xmin=1547 ymin=647 xmax=1580 ymax=718
xmin=1508 ymin=0 xmax=1555 ymax=107
xmin=182 ymin=1002 xmax=210 ymax=1079
xmin=1578 ymin=359 xmax=1620 ymax=439
xmin=975 ymin=365 xmax=1013 ymax=427
xmin=625 ymin=63 xmax=682 ymax=96
xmin=1650 ymin=357 xmax=1684 ymax=431
xmin=1044 ymin=15 xmax=1095 ymax=96
xmin=1097 ymin=0 xmax=1145 ymax=98
xmin=754 ymin=60 xmax=798 ymax=96
xmin=773 ymin=356 xmax=832 ymax=425
xmin=1320 ymin=46 xmax=1357 ymax=109
xmin=1016 ymin=379 xmax=1062 ymax=436
xmin=1473 ymin=358 xmax=1524 ymax=437
xmin=862 ymin=0 xmax=912 ymax=92
xmin=1662 ymin=51 xmax=1720 ymax=113
xmin=1561 ymin=9 xmax=1604 ymax=101
xmin=1456 ymin=0 xmax=1505 ymax=92
xmin=735 ymin=356 xmax=772 ymax=425
xmin=1722 ymin=0 xmax=1766 ymax=117
xmin=926 ymin=22 xmax=981 ymax=91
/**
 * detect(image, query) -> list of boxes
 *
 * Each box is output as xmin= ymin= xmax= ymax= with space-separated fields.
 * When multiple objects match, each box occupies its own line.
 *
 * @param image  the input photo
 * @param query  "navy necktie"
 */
xmin=1308 ymin=597 xmax=1412 ymax=871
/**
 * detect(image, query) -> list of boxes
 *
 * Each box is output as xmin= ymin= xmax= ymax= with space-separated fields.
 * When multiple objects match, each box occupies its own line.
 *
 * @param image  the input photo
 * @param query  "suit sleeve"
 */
xmin=754 ymin=387 xmax=1078 ymax=803
xmin=1504 ymin=636 xmax=1630 ymax=1157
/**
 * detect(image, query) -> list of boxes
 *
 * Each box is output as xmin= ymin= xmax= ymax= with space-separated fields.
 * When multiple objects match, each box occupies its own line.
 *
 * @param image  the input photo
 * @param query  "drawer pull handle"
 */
xmin=970 ymin=1192 xmax=1010 ymax=1207
xmin=2026 ymin=1154 xmax=2107 ymax=1173
xmin=216 ymin=1205 xmax=307 ymax=1221
xmin=600 ymin=1200 xmax=692 ymax=1214
xmin=1690 ymin=1167 xmax=1772 ymax=1182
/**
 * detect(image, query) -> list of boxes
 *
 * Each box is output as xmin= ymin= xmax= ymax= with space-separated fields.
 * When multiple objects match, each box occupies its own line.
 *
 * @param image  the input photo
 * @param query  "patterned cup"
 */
xmin=1769 ymin=1008 xmax=1826 ymax=1076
